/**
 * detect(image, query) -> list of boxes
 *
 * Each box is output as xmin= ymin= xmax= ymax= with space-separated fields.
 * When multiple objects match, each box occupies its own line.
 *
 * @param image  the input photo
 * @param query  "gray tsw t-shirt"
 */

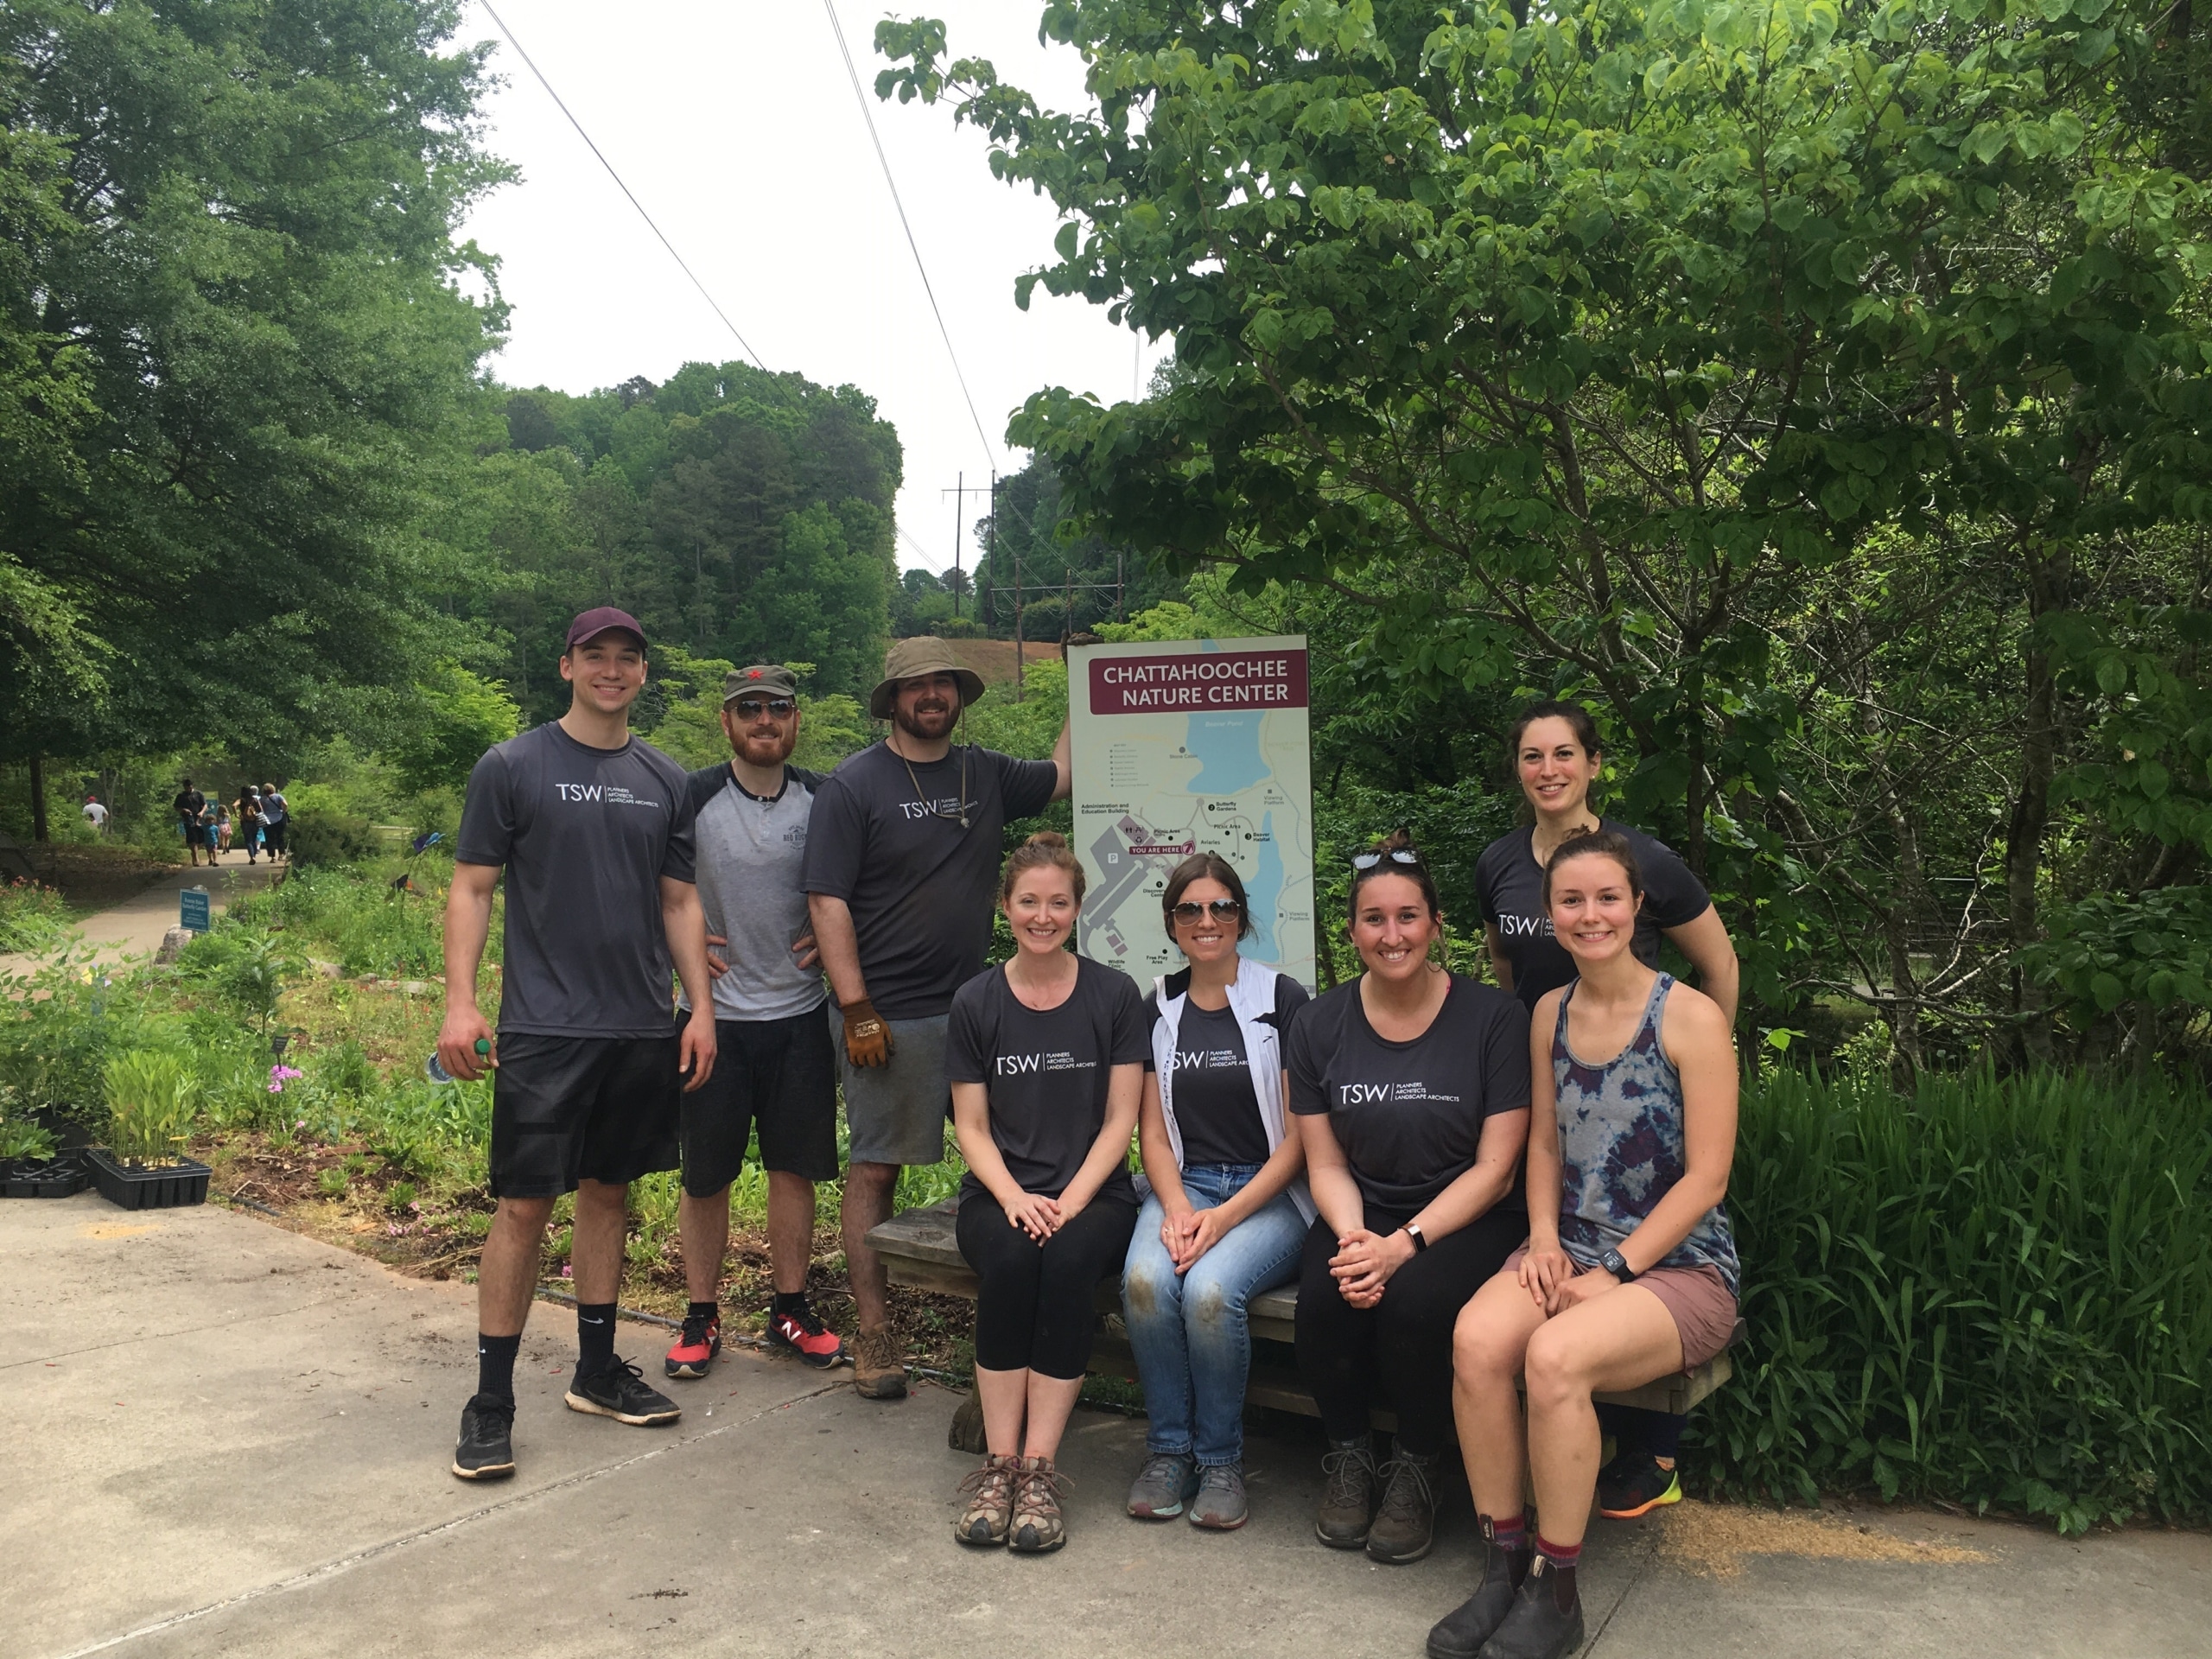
xmin=801 ymin=741 xmax=1058 ymax=1020
xmin=681 ymin=762 xmax=829 ymax=1022
xmin=456 ymin=722 xmax=696 ymax=1038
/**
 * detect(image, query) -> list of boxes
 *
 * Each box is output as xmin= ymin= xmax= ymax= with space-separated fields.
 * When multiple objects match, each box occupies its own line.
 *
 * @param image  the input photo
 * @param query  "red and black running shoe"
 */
xmin=664 ymin=1311 xmax=721 ymax=1379
xmin=766 ymin=1300 xmax=845 ymax=1369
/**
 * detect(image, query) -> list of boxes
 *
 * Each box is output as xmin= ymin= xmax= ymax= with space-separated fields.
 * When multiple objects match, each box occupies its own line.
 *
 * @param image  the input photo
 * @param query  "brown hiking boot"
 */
xmin=852 ymin=1327 xmax=907 ymax=1400
xmin=954 ymin=1453 xmax=1019 ymax=1547
xmin=1367 ymin=1448 xmax=1441 ymax=1564
xmin=1314 ymin=1434 xmax=1379 ymax=1548
xmin=1008 ymin=1455 xmax=1071 ymax=1554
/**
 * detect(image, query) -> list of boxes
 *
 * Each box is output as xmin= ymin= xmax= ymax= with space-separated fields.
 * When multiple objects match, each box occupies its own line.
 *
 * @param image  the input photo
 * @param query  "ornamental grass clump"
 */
xmin=1694 ymin=1069 xmax=2212 ymax=1533
xmin=104 ymin=1050 xmax=197 ymax=1167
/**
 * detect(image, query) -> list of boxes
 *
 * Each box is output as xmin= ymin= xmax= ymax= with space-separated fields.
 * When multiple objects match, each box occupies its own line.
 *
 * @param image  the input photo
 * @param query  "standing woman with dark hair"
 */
xmin=1287 ymin=831 xmax=1531 ymax=1566
xmin=1474 ymin=699 xmax=1739 ymax=1519
xmin=946 ymin=831 xmax=1147 ymax=1554
xmin=1121 ymin=853 xmax=1310 ymax=1531
xmin=1430 ymin=830 xmax=1738 ymax=1659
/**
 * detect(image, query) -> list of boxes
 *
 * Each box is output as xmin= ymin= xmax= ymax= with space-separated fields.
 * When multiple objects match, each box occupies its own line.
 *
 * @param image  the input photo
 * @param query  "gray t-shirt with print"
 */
xmin=681 ymin=762 xmax=829 ymax=1022
xmin=455 ymin=722 xmax=696 ymax=1039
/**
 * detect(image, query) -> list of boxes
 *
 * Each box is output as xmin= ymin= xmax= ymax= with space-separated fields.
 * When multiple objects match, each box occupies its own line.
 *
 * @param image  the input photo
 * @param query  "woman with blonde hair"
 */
xmin=945 ymin=832 xmax=1147 ymax=1554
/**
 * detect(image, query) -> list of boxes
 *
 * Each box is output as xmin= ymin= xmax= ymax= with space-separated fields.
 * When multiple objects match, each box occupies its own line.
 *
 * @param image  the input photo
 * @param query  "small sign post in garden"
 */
xmin=179 ymin=887 xmax=211 ymax=933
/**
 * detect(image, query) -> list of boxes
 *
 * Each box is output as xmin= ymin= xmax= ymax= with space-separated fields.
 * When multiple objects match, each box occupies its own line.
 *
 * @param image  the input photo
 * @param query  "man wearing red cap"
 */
xmin=436 ymin=607 xmax=719 ymax=1481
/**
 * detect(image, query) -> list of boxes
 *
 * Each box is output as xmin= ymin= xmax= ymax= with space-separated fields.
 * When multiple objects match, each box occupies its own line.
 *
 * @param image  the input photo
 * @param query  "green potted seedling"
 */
xmin=0 ymin=1083 xmax=86 ymax=1198
xmin=86 ymin=1051 xmax=211 ymax=1210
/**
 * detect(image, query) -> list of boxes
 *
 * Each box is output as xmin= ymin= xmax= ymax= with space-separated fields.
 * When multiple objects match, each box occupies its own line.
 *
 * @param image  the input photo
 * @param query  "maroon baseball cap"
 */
xmin=564 ymin=606 xmax=647 ymax=652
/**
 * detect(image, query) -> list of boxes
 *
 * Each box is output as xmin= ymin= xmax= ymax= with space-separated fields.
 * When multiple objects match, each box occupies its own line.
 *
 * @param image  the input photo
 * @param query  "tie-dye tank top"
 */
xmin=1553 ymin=974 xmax=1738 ymax=1294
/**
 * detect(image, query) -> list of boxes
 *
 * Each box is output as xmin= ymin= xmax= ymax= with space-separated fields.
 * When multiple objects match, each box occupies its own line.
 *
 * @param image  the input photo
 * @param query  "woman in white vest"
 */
xmin=1121 ymin=854 xmax=1312 ymax=1532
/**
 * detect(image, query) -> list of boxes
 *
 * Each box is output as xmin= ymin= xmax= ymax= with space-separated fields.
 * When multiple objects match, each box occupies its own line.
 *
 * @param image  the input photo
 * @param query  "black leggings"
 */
xmin=957 ymin=1190 xmax=1138 ymax=1379
xmin=1294 ymin=1206 xmax=1526 ymax=1455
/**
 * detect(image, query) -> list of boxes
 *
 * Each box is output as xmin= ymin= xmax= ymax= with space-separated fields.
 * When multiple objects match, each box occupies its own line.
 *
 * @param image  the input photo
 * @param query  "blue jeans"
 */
xmin=1122 ymin=1164 xmax=1306 ymax=1466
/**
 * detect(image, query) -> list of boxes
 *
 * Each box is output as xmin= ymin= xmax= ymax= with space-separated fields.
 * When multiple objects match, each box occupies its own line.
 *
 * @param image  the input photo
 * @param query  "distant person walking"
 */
xmin=258 ymin=783 xmax=289 ymax=861
xmin=437 ymin=606 xmax=718 ymax=1483
xmin=236 ymin=786 xmax=265 ymax=863
xmin=81 ymin=795 xmax=109 ymax=836
xmin=214 ymin=801 xmax=233 ymax=855
xmin=200 ymin=801 xmax=223 ymax=862
xmin=173 ymin=780 xmax=207 ymax=867
xmin=661 ymin=665 xmax=846 ymax=1383
xmin=803 ymin=637 xmax=1071 ymax=1401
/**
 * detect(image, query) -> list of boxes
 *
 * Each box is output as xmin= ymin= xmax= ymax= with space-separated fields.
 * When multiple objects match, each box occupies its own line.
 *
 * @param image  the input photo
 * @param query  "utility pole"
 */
xmin=1116 ymin=550 xmax=1125 ymax=622
xmin=941 ymin=473 xmax=992 ymax=619
xmin=1014 ymin=550 xmax=1025 ymax=704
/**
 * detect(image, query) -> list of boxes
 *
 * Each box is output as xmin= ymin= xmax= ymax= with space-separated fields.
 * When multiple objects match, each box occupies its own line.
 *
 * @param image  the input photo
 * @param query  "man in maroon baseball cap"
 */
xmin=435 ymin=598 xmax=721 ymax=1481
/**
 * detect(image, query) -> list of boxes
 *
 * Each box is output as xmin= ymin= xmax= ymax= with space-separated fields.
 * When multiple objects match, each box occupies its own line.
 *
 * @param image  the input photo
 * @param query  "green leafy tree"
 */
xmin=385 ymin=664 xmax=522 ymax=798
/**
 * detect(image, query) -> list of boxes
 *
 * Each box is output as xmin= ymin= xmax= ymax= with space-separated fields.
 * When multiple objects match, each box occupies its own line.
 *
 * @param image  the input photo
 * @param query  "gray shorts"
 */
xmin=831 ymin=1006 xmax=952 ymax=1168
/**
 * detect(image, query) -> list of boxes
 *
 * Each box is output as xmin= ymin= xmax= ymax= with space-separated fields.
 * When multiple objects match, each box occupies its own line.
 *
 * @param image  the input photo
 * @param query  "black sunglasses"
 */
xmin=731 ymin=697 xmax=797 ymax=718
xmin=1351 ymin=848 xmax=1421 ymax=870
xmin=1170 ymin=898 xmax=1243 ymax=925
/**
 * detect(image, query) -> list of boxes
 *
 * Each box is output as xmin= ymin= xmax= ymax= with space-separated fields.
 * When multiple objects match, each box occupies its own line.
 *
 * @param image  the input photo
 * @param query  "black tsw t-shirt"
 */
xmin=1143 ymin=971 xmax=1310 ymax=1168
xmin=455 ymin=722 xmax=696 ymax=1038
xmin=1476 ymin=819 xmax=1712 ymax=1011
xmin=946 ymin=955 xmax=1148 ymax=1201
xmin=1287 ymin=973 xmax=1532 ymax=1216
xmin=801 ymin=741 xmax=1058 ymax=1020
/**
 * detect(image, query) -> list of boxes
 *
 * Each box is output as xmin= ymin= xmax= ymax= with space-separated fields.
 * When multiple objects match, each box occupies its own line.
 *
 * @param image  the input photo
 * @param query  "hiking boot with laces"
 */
xmin=851 ymin=1327 xmax=907 ymax=1400
xmin=1008 ymin=1454 xmax=1071 ymax=1554
xmin=1427 ymin=1519 xmax=1530 ymax=1658
xmin=1314 ymin=1434 xmax=1379 ymax=1549
xmin=564 ymin=1356 xmax=681 ymax=1425
xmin=1367 ymin=1447 xmax=1442 ymax=1564
xmin=1189 ymin=1462 xmax=1249 ymax=1530
xmin=1126 ymin=1452 xmax=1200 ymax=1520
xmin=766 ymin=1299 xmax=845 ymax=1369
xmin=955 ymin=1453 xmax=1020 ymax=1547
xmin=1596 ymin=1450 xmax=1682 ymax=1519
xmin=451 ymin=1393 xmax=516 ymax=1480
xmin=1476 ymin=1555 xmax=1583 ymax=1659
xmin=664 ymin=1311 xmax=721 ymax=1379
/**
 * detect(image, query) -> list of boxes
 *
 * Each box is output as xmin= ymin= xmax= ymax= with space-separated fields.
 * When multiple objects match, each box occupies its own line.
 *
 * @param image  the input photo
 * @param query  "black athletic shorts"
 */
xmin=489 ymin=1027 xmax=683 ymax=1199
xmin=680 ymin=1006 xmax=839 ymax=1193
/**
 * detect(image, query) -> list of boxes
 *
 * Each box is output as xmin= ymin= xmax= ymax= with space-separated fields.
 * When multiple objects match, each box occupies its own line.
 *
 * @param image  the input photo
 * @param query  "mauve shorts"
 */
xmin=1503 ymin=1246 xmax=1738 ymax=1370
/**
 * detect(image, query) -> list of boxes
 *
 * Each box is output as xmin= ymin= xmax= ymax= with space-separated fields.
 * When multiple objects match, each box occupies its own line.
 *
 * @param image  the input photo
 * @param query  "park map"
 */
xmin=1068 ymin=638 xmax=1317 ymax=994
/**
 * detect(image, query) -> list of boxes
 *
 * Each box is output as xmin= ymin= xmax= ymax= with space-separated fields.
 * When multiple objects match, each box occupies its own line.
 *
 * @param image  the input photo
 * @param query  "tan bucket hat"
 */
xmin=869 ymin=636 xmax=986 ymax=720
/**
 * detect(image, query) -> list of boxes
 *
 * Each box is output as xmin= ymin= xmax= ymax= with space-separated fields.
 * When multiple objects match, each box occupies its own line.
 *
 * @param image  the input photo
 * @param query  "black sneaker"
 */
xmin=565 ymin=1356 xmax=681 ymax=1426
xmin=452 ymin=1393 xmax=516 ymax=1480
xmin=1597 ymin=1451 xmax=1682 ymax=1519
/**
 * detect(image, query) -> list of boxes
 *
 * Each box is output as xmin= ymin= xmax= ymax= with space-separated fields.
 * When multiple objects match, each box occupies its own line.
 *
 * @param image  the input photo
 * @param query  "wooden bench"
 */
xmin=866 ymin=1198 xmax=1736 ymax=1450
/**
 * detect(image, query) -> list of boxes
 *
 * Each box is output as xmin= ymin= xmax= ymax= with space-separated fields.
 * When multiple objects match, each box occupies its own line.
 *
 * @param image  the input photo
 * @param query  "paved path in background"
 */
xmin=4 ymin=1196 xmax=2205 ymax=1659
xmin=1 ymin=858 xmax=282 ymax=979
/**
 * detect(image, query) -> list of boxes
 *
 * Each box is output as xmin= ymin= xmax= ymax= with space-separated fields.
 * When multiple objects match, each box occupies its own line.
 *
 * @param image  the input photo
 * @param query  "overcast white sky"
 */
xmin=455 ymin=1 xmax=1155 ymax=579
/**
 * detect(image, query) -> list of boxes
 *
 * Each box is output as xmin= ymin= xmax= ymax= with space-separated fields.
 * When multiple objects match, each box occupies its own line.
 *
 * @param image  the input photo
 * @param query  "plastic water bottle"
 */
xmin=426 ymin=1038 xmax=492 ymax=1084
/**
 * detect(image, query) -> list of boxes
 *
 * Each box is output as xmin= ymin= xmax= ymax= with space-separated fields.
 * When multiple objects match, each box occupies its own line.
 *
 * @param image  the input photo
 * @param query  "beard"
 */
xmin=734 ymin=727 xmax=796 ymax=766
xmin=893 ymin=697 xmax=957 ymax=741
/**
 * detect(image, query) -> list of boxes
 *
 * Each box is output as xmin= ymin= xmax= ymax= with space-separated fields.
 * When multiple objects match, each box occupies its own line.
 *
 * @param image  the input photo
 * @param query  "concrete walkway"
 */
xmin=4 ymin=1196 xmax=2204 ymax=1659
xmin=1 ymin=858 xmax=281 ymax=979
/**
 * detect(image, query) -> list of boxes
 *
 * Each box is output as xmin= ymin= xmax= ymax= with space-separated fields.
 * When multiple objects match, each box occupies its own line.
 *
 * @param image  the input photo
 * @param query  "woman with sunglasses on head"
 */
xmin=1120 ymin=854 xmax=1312 ymax=1531
xmin=1287 ymin=830 xmax=1532 ymax=1566
xmin=1430 ymin=830 xmax=1738 ymax=1659
xmin=945 ymin=832 xmax=1147 ymax=1555
xmin=1475 ymin=699 xmax=1739 ymax=1522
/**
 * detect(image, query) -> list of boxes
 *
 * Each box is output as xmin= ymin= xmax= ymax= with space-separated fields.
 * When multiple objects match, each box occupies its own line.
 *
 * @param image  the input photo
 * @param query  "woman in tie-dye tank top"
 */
xmin=1427 ymin=829 xmax=1740 ymax=1659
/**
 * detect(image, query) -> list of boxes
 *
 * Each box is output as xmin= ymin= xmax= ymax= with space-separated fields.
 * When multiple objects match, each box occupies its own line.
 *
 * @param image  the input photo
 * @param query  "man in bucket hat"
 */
xmin=804 ymin=636 xmax=1071 ymax=1399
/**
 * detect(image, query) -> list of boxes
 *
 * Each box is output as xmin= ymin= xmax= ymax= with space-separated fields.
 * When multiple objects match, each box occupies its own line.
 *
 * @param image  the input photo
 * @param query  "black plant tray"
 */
xmin=3 ymin=1152 xmax=89 ymax=1198
xmin=85 ymin=1147 xmax=211 ymax=1211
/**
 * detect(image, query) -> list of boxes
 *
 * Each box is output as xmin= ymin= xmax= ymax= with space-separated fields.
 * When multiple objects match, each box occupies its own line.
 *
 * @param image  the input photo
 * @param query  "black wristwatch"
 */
xmin=1600 ymin=1247 xmax=1637 ymax=1283
xmin=1402 ymin=1223 xmax=1429 ymax=1254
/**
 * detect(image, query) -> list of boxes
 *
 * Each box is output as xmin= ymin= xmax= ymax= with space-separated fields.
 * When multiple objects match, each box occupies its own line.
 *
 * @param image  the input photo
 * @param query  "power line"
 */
xmin=480 ymin=0 xmax=767 ymax=372
xmin=821 ymin=0 xmax=995 ymax=468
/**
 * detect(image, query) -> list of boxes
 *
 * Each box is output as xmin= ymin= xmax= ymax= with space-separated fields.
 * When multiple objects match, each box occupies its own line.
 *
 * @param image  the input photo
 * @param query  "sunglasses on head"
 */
xmin=1170 ymin=898 xmax=1243 ymax=925
xmin=731 ymin=697 xmax=797 ymax=719
xmin=1351 ymin=848 xmax=1422 ymax=870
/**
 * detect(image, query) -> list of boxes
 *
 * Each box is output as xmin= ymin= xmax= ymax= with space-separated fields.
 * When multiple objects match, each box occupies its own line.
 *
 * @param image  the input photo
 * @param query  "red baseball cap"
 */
xmin=564 ymin=606 xmax=647 ymax=652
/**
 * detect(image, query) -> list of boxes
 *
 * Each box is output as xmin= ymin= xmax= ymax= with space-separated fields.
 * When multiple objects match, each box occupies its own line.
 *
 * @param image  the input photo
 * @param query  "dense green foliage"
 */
xmin=1700 ymin=1067 xmax=2211 ymax=1532
xmin=880 ymin=0 xmax=2212 ymax=1080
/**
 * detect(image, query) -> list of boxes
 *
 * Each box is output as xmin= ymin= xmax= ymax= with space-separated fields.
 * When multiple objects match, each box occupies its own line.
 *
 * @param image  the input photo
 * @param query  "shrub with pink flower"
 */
xmin=266 ymin=1064 xmax=305 ymax=1095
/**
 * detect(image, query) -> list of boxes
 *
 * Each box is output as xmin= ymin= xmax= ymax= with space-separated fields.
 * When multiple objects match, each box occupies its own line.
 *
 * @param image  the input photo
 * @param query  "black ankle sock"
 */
xmin=575 ymin=1301 xmax=617 ymax=1376
xmin=771 ymin=1289 xmax=808 ymax=1317
xmin=476 ymin=1332 xmax=520 ymax=1401
xmin=687 ymin=1300 xmax=718 ymax=1324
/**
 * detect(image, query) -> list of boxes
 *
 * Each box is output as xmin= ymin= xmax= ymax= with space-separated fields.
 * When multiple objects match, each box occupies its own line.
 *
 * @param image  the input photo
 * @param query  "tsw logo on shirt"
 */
xmin=1497 ymin=914 xmax=1555 ymax=939
xmin=997 ymin=1050 xmax=1096 ymax=1076
xmin=898 ymin=797 xmax=964 ymax=822
xmin=1176 ymin=1047 xmax=1240 ymax=1071
xmin=1338 ymin=1081 xmax=1463 ymax=1105
xmin=555 ymin=783 xmax=660 ymax=808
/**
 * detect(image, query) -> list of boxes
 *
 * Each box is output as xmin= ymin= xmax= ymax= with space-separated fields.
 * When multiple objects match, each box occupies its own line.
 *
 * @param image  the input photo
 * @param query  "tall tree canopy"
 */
xmin=880 ymin=0 xmax=2212 ymax=1073
xmin=0 ymin=0 xmax=507 ymax=763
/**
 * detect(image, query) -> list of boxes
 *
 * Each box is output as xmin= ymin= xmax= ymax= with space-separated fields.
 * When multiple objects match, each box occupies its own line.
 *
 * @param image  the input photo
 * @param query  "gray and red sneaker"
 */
xmin=664 ymin=1311 xmax=720 ymax=1379
xmin=766 ymin=1300 xmax=845 ymax=1369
